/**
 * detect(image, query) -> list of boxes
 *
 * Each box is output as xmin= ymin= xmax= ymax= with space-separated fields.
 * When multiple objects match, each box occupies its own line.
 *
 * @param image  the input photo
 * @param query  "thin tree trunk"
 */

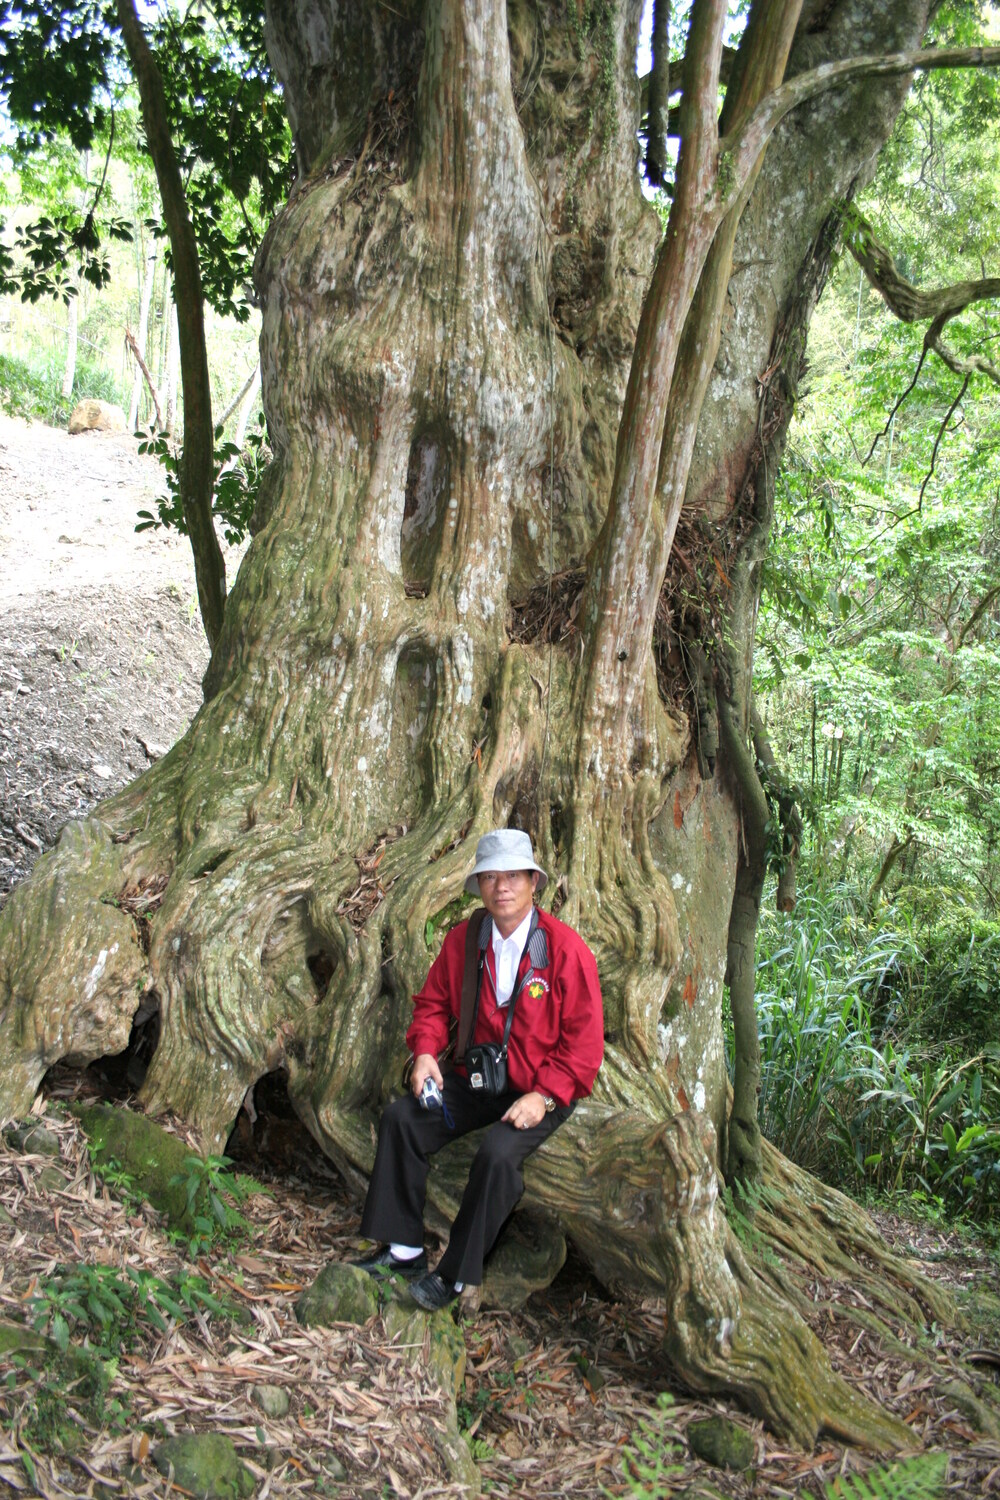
xmin=752 ymin=705 xmax=803 ymax=913
xmin=217 ymin=362 xmax=261 ymax=440
xmin=645 ymin=1 xmax=670 ymax=186
xmin=116 ymin=0 xmax=226 ymax=648
xmin=63 ymin=150 xmax=90 ymax=401
xmin=165 ymin=300 xmax=180 ymax=437
xmin=128 ymin=242 xmax=157 ymax=430
xmin=62 ymin=294 xmax=78 ymax=401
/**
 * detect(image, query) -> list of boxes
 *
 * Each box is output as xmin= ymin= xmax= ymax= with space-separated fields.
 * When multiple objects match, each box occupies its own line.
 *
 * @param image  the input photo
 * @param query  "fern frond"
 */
xmin=825 ymin=1452 xmax=947 ymax=1500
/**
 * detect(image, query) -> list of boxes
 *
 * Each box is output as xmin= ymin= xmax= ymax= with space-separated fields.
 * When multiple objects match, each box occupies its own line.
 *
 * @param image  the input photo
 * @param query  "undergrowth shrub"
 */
xmin=28 ymin=1262 xmax=236 ymax=1358
xmin=747 ymin=883 xmax=1000 ymax=1223
xmin=909 ymin=913 xmax=1000 ymax=1047
xmin=0 ymin=349 xmax=127 ymax=426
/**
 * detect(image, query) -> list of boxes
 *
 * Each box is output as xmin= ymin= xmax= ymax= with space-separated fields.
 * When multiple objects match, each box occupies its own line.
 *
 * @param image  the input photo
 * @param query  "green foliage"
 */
xmin=757 ymin=5 xmax=1000 ymax=917
xmin=912 ymin=913 xmax=1000 ymax=1046
xmin=136 ymin=413 xmax=269 ymax=547
xmin=856 ymin=1048 xmax=1000 ymax=1217
xmin=28 ymin=1262 xmax=235 ymax=1359
xmin=4 ymin=1344 xmax=119 ymax=1457
xmin=87 ymin=1147 xmax=145 ymax=1213
xmin=749 ymin=884 xmax=1000 ymax=1222
xmin=167 ymin=1153 xmax=264 ymax=1256
xmin=605 ymin=1394 xmax=683 ymax=1500
xmin=0 ymin=348 xmax=127 ymax=425
xmin=824 ymin=1452 xmax=947 ymax=1500
xmin=752 ymin=887 xmax=919 ymax=1171
xmin=720 ymin=1177 xmax=780 ymax=1266
xmin=0 ymin=3 xmax=290 ymax=316
xmin=0 ymin=2 xmax=115 ymax=154
xmin=424 ymin=890 xmax=478 ymax=951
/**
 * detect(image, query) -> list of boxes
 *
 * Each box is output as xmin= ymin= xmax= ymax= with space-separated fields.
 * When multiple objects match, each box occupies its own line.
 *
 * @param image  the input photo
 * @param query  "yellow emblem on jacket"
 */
xmin=526 ymin=979 xmax=548 ymax=1000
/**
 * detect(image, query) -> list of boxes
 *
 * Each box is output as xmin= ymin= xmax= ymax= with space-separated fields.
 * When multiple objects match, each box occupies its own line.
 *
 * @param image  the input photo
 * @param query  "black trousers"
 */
xmin=359 ymin=1072 xmax=573 ymax=1286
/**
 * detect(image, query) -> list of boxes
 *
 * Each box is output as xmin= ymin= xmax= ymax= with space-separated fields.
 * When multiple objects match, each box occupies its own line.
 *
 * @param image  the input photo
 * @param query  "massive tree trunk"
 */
xmin=0 ymin=0 xmax=947 ymax=1447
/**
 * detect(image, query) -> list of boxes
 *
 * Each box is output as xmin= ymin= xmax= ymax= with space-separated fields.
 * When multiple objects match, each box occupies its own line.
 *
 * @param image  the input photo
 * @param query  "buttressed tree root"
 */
xmin=0 ymin=0 xmax=974 ymax=1452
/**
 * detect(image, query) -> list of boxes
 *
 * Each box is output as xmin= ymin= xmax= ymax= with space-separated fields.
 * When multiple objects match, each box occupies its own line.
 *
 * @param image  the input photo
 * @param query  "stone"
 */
xmin=72 ymin=1102 xmax=207 ymax=1232
xmin=5 ymin=1122 xmax=61 ymax=1156
xmin=67 ymin=399 xmax=127 ymax=435
xmin=0 ymin=1318 xmax=107 ymax=1395
xmin=251 ymin=1383 xmax=290 ymax=1419
xmin=295 ymin=1263 xmax=379 ymax=1329
xmin=152 ymin=1433 xmax=254 ymax=1499
xmin=383 ymin=1299 xmax=467 ymax=1401
xmin=0 ymin=1320 xmax=49 ymax=1357
xmin=481 ymin=1210 xmax=566 ymax=1311
xmin=37 ymin=1166 xmax=69 ymax=1193
xmin=687 ymin=1415 xmax=755 ymax=1470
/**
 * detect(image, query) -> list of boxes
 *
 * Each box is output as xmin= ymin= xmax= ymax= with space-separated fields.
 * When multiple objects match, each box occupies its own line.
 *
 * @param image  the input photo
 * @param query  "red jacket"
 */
xmin=406 ymin=907 xmax=604 ymax=1106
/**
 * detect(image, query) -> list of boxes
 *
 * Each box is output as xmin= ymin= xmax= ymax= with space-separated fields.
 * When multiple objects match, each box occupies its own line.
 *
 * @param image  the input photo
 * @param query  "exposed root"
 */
xmin=755 ymin=1140 xmax=957 ymax=1329
xmin=514 ymin=1104 xmax=910 ymax=1450
xmin=0 ymin=818 xmax=147 ymax=1117
xmin=687 ymin=1281 xmax=913 ymax=1451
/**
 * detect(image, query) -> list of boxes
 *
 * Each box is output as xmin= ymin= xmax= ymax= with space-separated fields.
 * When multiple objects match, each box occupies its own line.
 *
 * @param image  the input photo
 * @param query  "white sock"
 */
xmin=389 ymin=1243 xmax=423 ymax=1261
xmin=454 ymin=1281 xmax=465 ymax=1292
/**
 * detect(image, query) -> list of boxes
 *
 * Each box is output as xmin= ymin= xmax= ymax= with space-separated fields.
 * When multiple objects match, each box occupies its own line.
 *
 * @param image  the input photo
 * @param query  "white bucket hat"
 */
xmin=464 ymin=829 xmax=548 ymax=895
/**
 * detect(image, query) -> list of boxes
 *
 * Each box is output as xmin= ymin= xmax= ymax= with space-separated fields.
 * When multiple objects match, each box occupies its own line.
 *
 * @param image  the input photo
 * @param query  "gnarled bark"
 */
xmin=0 ymin=0 xmax=967 ymax=1447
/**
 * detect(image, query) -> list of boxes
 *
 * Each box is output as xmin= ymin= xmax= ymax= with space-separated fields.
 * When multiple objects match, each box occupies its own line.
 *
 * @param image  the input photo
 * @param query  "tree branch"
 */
xmin=926 ymin=313 xmax=1000 ymax=386
xmin=728 ymin=45 xmax=1000 ymax=208
xmin=124 ymin=327 xmax=164 ymax=430
xmin=216 ymin=361 xmax=261 ymax=432
xmin=645 ymin=1 xmax=670 ymax=186
xmin=956 ymin=581 xmax=1000 ymax=650
xmin=116 ymin=0 xmax=227 ymax=652
xmin=846 ymin=208 xmax=1000 ymax=325
xmin=845 ymin=210 xmax=1000 ymax=392
xmin=918 ymin=372 xmax=969 ymax=509
xmin=863 ymin=345 xmax=928 ymax=466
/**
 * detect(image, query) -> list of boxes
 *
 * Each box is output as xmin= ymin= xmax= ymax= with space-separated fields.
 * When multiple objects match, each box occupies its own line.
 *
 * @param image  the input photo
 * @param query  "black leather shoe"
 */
xmin=351 ymin=1246 xmax=428 ymax=1280
xmin=408 ymin=1272 xmax=458 ymax=1311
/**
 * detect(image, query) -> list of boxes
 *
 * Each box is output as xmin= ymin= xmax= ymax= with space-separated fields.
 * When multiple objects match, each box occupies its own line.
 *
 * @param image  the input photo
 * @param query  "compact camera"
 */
xmin=418 ymin=1076 xmax=443 ymax=1110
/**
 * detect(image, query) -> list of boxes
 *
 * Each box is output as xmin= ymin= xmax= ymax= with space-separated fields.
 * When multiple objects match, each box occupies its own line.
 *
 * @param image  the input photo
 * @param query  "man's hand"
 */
xmin=411 ymin=1053 xmax=444 ymax=1097
xmin=502 ymin=1091 xmax=547 ymax=1130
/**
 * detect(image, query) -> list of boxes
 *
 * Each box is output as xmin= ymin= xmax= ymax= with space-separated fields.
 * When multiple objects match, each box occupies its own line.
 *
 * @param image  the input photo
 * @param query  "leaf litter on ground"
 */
xmin=0 ymin=1086 xmax=998 ymax=1498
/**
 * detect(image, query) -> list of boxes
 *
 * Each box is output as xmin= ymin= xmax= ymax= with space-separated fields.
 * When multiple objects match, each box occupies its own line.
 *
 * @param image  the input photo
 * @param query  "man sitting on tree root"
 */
xmin=352 ymin=829 xmax=604 ymax=1311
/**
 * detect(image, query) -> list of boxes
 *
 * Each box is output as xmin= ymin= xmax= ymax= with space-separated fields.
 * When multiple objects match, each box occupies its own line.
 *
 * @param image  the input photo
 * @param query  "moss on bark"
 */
xmin=0 ymin=0 xmax=948 ymax=1450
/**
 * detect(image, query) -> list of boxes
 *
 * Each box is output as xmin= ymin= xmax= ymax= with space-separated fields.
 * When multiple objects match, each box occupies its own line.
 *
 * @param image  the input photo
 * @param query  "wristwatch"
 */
xmin=542 ymin=1094 xmax=556 ymax=1113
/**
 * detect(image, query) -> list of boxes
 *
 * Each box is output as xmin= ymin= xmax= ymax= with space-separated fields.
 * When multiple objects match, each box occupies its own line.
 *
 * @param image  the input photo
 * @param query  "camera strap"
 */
xmin=461 ymin=907 xmax=540 ymax=1065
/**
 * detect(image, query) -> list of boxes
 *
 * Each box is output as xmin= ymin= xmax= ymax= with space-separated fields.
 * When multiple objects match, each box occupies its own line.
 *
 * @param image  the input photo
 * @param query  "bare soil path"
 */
xmin=0 ymin=412 xmax=239 ymax=903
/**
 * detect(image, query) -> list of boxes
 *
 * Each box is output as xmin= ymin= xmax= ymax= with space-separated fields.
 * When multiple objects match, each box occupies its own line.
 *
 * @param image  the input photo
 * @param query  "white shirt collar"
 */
xmin=491 ymin=908 xmax=533 ymax=958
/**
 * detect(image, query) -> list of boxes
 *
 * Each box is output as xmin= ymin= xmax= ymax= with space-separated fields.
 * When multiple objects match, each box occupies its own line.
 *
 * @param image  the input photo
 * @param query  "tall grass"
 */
xmin=747 ymin=883 xmax=1000 ymax=1222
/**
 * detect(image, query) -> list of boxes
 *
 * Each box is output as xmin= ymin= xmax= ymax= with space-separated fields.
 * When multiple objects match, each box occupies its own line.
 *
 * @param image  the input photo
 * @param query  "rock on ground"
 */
xmin=152 ymin=1433 xmax=254 ymax=1499
xmin=67 ymin=399 xmax=127 ymax=434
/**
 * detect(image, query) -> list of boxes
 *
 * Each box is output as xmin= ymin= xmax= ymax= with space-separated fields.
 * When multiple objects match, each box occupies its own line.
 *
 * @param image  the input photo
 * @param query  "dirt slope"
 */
xmin=0 ymin=412 xmax=239 ymax=905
